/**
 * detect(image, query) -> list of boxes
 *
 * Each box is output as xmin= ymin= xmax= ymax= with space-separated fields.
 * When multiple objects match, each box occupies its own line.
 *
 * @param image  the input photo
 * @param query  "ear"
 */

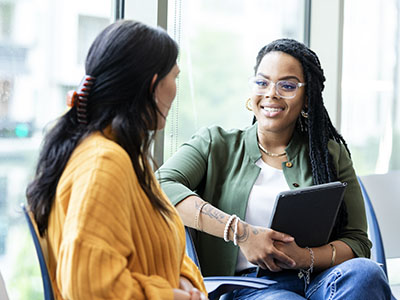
xmin=150 ymin=74 xmax=158 ymax=92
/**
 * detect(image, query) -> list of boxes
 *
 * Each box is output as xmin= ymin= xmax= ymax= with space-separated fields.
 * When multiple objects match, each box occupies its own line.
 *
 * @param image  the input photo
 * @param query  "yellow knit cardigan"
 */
xmin=43 ymin=131 xmax=205 ymax=299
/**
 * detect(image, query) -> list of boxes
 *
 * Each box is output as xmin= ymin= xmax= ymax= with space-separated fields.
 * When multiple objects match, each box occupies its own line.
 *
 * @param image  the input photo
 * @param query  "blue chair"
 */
xmin=185 ymin=227 xmax=276 ymax=300
xmin=357 ymin=177 xmax=388 ymax=276
xmin=21 ymin=204 xmax=55 ymax=300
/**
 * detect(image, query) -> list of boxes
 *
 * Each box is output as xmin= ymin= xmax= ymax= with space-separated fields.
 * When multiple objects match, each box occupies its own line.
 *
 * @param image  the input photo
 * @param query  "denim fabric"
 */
xmin=232 ymin=258 xmax=395 ymax=300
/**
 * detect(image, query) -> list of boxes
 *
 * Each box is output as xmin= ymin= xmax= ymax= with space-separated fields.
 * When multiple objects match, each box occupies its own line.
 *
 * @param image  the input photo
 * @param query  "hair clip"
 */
xmin=66 ymin=90 xmax=78 ymax=108
xmin=76 ymin=75 xmax=96 ymax=124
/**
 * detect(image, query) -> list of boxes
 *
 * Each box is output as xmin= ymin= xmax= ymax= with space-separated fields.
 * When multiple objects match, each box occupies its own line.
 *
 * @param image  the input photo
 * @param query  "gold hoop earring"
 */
xmin=246 ymin=98 xmax=252 ymax=111
xmin=301 ymin=110 xmax=309 ymax=119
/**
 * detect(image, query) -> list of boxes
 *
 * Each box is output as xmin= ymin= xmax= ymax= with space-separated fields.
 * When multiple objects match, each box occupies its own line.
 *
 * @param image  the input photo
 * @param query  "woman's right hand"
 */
xmin=237 ymin=222 xmax=296 ymax=272
xmin=173 ymin=288 xmax=208 ymax=300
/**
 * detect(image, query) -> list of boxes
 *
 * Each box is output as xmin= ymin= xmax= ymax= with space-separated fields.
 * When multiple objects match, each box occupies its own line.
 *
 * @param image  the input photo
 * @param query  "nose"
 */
xmin=264 ymin=82 xmax=278 ymax=98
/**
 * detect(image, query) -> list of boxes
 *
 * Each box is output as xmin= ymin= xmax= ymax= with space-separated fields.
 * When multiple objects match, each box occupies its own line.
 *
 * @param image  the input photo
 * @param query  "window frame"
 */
xmin=123 ymin=0 xmax=313 ymax=166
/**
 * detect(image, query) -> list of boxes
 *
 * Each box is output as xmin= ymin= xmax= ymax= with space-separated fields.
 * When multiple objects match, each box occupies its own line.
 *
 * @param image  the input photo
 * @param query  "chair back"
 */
xmin=359 ymin=171 xmax=400 ymax=260
xmin=185 ymin=227 xmax=201 ymax=269
xmin=0 ymin=269 xmax=9 ymax=300
xmin=21 ymin=204 xmax=55 ymax=300
xmin=358 ymin=177 xmax=387 ymax=275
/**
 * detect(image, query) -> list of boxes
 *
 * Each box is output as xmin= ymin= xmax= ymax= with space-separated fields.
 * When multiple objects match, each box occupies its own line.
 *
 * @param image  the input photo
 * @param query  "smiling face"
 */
xmin=251 ymin=51 xmax=306 ymax=137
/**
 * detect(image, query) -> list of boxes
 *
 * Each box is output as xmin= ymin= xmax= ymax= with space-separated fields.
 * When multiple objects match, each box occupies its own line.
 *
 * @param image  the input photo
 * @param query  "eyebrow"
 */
xmin=256 ymin=72 xmax=302 ymax=82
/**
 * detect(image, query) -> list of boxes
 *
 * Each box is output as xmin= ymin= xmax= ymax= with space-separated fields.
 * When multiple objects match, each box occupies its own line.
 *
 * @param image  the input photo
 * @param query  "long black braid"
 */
xmin=254 ymin=38 xmax=350 ymax=240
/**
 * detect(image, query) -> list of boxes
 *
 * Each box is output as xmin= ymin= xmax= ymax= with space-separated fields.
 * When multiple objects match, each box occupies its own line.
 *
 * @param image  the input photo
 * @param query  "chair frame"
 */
xmin=21 ymin=204 xmax=55 ymax=300
xmin=357 ymin=178 xmax=388 ymax=276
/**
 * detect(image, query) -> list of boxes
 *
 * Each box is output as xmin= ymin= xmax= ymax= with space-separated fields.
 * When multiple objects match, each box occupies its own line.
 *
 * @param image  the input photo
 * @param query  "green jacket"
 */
xmin=156 ymin=123 xmax=372 ymax=276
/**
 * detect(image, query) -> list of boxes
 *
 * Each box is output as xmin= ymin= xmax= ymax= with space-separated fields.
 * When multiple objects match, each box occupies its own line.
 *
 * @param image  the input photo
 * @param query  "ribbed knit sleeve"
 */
xmin=57 ymin=239 xmax=173 ymax=299
xmin=45 ymin=132 xmax=205 ymax=299
xmin=180 ymin=254 xmax=207 ymax=292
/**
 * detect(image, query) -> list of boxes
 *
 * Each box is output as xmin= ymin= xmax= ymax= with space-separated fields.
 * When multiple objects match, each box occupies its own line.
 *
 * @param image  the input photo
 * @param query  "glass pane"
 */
xmin=0 ymin=1 xmax=112 ymax=299
xmin=342 ymin=0 xmax=400 ymax=288
xmin=342 ymin=0 xmax=400 ymax=175
xmin=165 ymin=0 xmax=306 ymax=159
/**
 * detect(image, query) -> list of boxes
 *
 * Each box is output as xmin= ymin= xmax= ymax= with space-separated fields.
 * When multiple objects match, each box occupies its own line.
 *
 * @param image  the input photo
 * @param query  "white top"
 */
xmin=235 ymin=158 xmax=289 ymax=272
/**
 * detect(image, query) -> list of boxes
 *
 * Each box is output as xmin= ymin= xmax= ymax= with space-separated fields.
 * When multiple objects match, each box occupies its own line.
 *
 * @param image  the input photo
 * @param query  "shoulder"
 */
xmin=68 ymin=132 xmax=134 ymax=182
xmin=190 ymin=125 xmax=250 ymax=145
xmin=327 ymin=139 xmax=351 ymax=161
xmin=78 ymin=132 xmax=130 ymax=163
xmin=57 ymin=133 xmax=138 ymax=226
xmin=182 ymin=125 xmax=251 ymax=160
xmin=327 ymin=139 xmax=355 ymax=179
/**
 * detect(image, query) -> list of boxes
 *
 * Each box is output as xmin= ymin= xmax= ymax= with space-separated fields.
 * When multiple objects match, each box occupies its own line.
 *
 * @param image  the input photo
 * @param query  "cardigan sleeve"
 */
xmin=56 ymin=148 xmax=174 ymax=300
xmin=156 ymin=127 xmax=211 ymax=206
xmin=180 ymin=254 xmax=207 ymax=295
xmin=57 ymin=238 xmax=173 ymax=300
xmin=329 ymin=142 xmax=372 ymax=258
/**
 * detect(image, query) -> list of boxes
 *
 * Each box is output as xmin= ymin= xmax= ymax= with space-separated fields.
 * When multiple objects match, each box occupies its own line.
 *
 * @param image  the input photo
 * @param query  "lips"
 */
xmin=260 ymin=104 xmax=285 ymax=117
xmin=262 ymin=107 xmax=284 ymax=112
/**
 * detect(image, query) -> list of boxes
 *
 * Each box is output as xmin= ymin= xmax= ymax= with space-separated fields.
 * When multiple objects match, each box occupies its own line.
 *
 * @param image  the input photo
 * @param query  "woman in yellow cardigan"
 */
xmin=26 ymin=20 xmax=206 ymax=300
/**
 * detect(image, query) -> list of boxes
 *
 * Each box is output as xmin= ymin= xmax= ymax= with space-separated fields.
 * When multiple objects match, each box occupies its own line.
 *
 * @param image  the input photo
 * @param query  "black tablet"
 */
xmin=268 ymin=181 xmax=347 ymax=248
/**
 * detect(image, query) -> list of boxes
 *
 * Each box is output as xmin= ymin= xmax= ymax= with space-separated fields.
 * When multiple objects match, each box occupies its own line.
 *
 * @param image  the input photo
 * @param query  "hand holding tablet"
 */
xmin=268 ymin=181 xmax=347 ymax=248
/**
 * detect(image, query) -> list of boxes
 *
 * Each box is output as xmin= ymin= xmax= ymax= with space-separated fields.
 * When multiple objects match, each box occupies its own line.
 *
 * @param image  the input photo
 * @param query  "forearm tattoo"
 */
xmin=235 ymin=221 xmax=250 ymax=243
xmin=195 ymin=200 xmax=225 ymax=224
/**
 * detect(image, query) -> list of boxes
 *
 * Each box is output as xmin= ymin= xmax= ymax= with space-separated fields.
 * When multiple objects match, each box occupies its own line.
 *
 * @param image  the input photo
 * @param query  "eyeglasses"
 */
xmin=248 ymin=77 xmax=306 ymax=99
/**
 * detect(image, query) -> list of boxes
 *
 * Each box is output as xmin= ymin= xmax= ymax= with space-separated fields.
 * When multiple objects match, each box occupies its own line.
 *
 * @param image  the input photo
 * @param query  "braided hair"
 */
xmin=253 ymin=38 xmax=349 ymax=240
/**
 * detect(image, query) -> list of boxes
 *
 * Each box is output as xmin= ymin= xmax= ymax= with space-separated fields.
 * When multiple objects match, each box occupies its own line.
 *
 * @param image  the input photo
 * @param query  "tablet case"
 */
xmin=256 ymin=181 xmax=347 ymax=278
xmin=269 ymin=181 xmax=347 ymax=248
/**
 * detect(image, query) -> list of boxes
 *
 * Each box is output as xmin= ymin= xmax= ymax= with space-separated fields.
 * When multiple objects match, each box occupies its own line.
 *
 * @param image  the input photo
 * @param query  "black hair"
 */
xmin=253 ymin=38 xmax=349 ymax=240
xmin=26 ymin=20 xmax=179 ymax=236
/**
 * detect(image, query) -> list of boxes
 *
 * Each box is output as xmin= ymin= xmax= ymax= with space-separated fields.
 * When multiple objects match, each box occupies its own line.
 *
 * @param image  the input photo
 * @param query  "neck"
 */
xmin=257 ymin=127 xmax=294 ymax=154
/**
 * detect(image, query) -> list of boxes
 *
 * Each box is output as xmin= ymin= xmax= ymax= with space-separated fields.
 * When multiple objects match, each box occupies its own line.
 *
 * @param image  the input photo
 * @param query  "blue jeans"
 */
xmin=232 ymin=258 xmax=395 ymax=300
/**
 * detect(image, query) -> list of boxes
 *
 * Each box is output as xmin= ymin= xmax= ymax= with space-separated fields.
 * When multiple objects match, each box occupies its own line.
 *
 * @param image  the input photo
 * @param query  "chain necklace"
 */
xmin=258 ymin=142 xmax=287 ymax=157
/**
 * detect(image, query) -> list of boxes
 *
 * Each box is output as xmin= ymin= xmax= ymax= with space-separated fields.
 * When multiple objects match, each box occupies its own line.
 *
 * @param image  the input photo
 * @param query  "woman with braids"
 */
xmin=156 ymin=39 xmax=394 ymax=299
xmin=26 ymin=20 xmax=207 ymax=300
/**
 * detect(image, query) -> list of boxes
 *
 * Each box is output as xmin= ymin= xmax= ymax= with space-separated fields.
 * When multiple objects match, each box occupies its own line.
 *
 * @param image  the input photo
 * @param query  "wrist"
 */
xmin=233 ymin=219 xmax=244 ymax=245
xmin=329 ymin=243 xmax=336 ymax=267
xmin=227 ymin=216 xmax=241 ymax=245
xmin=300 ymin=247 xmax=312 ymax=269
xmin=179 ymin=276 xmax=194 ymax=292
xmin=226 ymin=217 xmax=246 ymax=245
xmin=298 ymin=247 xmax=314 ymax=285
xmin=224 ymin=214 xmax=237 ymax=242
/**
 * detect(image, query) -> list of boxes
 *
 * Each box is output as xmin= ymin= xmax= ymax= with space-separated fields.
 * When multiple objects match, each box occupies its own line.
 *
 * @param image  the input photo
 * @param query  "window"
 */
xmin=342 ymin=0 xmax=400 ymax=175
xmin=342 ymin=0 xmax=400 ymax=287
xmin=164 ymin=0 xmax=307 ymax=159
xmin=0 ymin=1 xmax=112 ymax=298
xmin=77 ymin=15 xmax=110 ymax=64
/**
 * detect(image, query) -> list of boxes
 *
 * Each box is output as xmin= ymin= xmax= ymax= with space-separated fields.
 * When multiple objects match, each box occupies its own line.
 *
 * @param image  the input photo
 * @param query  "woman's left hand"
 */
xmin=179 ymin=276 xmax=208 ymax=300
xmin=273 ymin=241 xmax=311 ymax=270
